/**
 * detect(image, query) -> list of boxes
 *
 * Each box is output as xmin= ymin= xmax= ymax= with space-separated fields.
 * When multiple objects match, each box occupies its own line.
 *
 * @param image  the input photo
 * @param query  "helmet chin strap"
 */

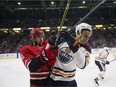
xmin=79 ymin=39 xmax=81 ymax=44
xmin=76 ymin=30 xmax=81 ymax=38
xmin=76 ymin=36 xmax=85 ymax=45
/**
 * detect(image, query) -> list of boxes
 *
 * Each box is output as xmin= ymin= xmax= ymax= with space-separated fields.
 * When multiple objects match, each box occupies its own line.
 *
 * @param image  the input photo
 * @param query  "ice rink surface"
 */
xmin=0 ymin=54 xmax=116 ymax=87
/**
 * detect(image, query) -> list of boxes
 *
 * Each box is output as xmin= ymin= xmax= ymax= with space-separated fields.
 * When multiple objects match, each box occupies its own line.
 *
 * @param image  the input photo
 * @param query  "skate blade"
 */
xmin=92 ymin=80 xmax=99 ymax=87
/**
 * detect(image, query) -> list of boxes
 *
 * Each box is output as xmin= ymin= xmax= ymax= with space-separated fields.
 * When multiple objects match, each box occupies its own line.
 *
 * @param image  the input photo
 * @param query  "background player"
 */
xmin=93 ymin=47 xmax=110 ymax=86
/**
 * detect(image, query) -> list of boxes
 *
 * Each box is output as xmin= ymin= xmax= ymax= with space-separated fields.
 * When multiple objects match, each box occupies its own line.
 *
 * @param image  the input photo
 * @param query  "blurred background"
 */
xmin=0 ymin=0 xmax=116 ymax=53
xmin=0 ymin=1 xmax=116 ymax=87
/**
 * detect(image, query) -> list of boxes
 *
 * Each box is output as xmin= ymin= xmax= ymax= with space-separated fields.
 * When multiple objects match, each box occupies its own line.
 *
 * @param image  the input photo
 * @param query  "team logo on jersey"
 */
xmin=58 ymin=47 xmax=73 ymax=64
xmin=65 ymin=47 xmax=71 ymax=53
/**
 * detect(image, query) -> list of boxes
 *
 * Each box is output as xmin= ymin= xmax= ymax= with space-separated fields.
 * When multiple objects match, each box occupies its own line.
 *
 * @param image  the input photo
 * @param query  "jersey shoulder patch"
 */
xmin=58 ymin=46 xmax=74 ymax=64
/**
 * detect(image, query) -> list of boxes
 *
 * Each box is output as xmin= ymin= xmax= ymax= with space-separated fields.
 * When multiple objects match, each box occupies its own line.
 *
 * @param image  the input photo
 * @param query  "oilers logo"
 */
xmin=58 ymin=47 xmax=73 ymax=64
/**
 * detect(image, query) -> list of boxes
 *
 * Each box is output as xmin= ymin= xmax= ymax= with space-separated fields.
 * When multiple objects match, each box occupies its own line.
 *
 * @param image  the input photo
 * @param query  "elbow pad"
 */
xmin=29 ymin=57 xmax=45 ymax=72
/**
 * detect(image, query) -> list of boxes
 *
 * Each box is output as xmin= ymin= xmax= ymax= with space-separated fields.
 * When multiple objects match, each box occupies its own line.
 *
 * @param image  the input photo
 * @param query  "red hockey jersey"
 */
xmin=20 ymin=40 xmax=58 ymax=81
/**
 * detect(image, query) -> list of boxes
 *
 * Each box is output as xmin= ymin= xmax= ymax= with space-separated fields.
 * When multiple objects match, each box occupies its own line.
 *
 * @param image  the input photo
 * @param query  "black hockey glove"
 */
xmin=48 ymin=35 xmax=57 ymax=46
xmin=60 ymin=31 xmax=80 ymax=53
xmin=106 ymin=61 xmax=110 ymax=65
xmin=48 ymin=34 xmax=65 ymax=46
xmin=60 ymin=31 xmax=74 ymax=42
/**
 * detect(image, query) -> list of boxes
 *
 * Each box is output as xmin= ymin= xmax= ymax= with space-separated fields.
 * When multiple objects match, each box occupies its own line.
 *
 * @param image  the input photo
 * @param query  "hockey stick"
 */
xmin=69 ymin=0 xmax=107 ymax=32
xmin=110 ymin=59 xmax=116 ymax=63
xmin=109 ymin=54 xmax=116 ymax=63
xmin=55 ymin=0 xmax=71 ymax=46
xmin=113 ymin=54 xmax=116 ymax=58
xmin=75 ymin=0 xmax=107 ymax=25
xmin=59 ymin=0 xmax=71 ymax=32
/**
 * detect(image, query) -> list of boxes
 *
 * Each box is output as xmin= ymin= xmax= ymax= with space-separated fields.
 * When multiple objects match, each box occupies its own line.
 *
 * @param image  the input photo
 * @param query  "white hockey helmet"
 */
xmin=75 ymin=23 xmax=92 ymax=37
xmin=103 ymin=47 xmax=109 ymax=51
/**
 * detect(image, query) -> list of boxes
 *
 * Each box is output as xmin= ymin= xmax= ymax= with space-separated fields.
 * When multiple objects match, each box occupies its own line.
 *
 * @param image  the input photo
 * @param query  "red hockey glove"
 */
xmin=40 ymin=45 xmax=58 ymax=67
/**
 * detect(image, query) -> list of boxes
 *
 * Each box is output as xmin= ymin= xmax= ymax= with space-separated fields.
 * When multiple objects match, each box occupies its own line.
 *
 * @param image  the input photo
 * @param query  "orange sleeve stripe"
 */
xmin=52 ymin=69 xmax=75 ymax=77
xmin=72 ymin=40 xmax=78 ymax=46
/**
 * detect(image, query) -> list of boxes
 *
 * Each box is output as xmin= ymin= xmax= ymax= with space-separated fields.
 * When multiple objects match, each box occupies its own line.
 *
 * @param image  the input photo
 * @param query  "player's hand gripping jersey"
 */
xmin=50 ymin=41 xmax=91 ymax=81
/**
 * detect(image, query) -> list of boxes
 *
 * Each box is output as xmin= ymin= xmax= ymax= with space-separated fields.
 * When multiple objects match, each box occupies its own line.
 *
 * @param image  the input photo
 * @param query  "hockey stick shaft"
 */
xmin=55 ymin=0 xmax=71 ymax=46
xmin=113 ymin=54 xmax=116 ymax=58
xmin=75 ymin=0 xmax=107 ymax=26
xmin=59 ymin=0 xmax=71 ymax=32
xmin=68 ymin=0 xmax=107 ymax=31
xmin=109 ymin=54 xmax=116 ymax=63
xmin=109 ymin=59 xmax=116 ymax=63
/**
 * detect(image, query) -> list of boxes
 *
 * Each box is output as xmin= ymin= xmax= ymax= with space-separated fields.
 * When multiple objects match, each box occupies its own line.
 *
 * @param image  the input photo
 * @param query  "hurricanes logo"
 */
xmin=58 ymin=47 xmax=73 ymax=64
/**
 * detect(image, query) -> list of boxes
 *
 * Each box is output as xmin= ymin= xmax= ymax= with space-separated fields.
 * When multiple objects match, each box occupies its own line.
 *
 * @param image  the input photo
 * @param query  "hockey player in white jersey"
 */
xmin=93 ymin=47 xmax=110 ymax=86
xmin=47 ymin=23 xmax=92 ymax=87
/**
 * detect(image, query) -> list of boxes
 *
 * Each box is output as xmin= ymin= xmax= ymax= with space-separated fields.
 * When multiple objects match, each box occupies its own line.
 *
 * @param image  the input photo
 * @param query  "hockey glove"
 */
xmin=29 ymin=46 xmax=58 ymax=72
xmin=48 ymin=35 xmax=57 ymax=46
xmin=60 ymin=31 xmax=80 ymax=53
xmin=106 ymin=61 xmax=110 ymax=65
xmin=48 ymin=34 xmax=66 ymax=46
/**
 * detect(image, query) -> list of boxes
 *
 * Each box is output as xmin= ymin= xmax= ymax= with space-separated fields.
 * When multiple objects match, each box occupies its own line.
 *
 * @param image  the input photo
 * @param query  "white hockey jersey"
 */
xmin=95 ymin=50 xmax=109 ymax=63
xmin=50 ymin=42 xmax=91 ymax=81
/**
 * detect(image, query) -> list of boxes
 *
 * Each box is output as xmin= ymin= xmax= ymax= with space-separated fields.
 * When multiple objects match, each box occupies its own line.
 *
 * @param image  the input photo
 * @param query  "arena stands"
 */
xmin=0 ymin=26 xmax=116 ymax=53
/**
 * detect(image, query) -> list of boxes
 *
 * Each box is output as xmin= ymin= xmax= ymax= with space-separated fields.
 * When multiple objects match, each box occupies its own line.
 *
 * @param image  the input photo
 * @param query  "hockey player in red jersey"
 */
xmin=47 ymin=23 xmax=92 ymax=87
xmin=20 ymin=28 xmax=58 ymax=87
xmin=93 ymin=47 xmax=110 ymax=86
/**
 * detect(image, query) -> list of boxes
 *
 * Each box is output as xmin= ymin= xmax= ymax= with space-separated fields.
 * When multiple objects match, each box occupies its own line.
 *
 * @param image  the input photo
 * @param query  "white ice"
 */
xmin=0 ymin=54 xmax=116 ymax=87
xmin=75 ymin=54 xmax=116 ymax=87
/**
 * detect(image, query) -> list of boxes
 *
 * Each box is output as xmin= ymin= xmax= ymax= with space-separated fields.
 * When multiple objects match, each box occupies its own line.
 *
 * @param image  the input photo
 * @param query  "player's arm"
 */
xmin=74 ymin=45 xmax=91 ymax=69
xmin=20 ymin=45 xmax=58 ymax=72
xmin=59 ymin=31 xmax=91 ymax=69
xmin=20 ymin=47 xmax=46 ymax=72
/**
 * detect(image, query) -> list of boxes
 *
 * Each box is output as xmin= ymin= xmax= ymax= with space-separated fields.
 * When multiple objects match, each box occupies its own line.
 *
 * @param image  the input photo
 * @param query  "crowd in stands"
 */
xmin=0 ymin=28 xmax=116 ymax=54
xmin=0 ymin=18 xmax=109 ymax=28
xmin=0 ymin=31 xmax=21 ymax=53
xmin=88 ymin=29 xmax=116 ymax=48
